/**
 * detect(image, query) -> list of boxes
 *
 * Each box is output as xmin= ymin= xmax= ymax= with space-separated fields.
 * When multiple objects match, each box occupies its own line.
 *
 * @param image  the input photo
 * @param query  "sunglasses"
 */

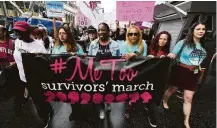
xmin=128 ymin=33 xmax=139 ymax=37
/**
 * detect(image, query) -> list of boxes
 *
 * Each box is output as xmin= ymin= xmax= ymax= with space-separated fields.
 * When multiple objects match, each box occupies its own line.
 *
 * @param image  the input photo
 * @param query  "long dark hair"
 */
xmin=58 ymin=26 xmax=77 ymax=52
xmin=150 ymin=31 xmax=171 ymax=54
xmin=43 ymin=37 xmax=50 ymax=49
xmin=0 ymin=27 xmax=12 ymax=46
xmin=184 ymin=21 xmax=207 ymax=49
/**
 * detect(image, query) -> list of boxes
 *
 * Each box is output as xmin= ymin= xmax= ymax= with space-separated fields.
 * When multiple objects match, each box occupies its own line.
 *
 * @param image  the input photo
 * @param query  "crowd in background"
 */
xmin=0 ymin=19 xmax=216 ymax=128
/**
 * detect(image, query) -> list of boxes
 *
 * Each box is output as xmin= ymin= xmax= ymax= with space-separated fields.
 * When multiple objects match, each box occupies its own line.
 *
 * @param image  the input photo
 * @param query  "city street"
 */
xmin=0 ymin=1 xmax=215 ymax=128
xmin=0 ymin=84 xmax=215 ymax=128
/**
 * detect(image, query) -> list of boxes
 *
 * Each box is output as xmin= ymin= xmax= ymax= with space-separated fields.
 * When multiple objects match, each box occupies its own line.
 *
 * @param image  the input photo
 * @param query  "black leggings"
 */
xmin=14 ymin=81 xmax=53 ymax=119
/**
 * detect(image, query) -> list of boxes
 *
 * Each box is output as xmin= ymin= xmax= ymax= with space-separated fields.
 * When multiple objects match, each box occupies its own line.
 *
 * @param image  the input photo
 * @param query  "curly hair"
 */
xmin=184 ymin=21 xmax=207 ymax=49
xmin=150 ymin=31 xmax=171 ymax=55
xmin=126 ymin=25 xmax=144 ymax=55
xmin=58 ymin=26 xmax=77 ymax=52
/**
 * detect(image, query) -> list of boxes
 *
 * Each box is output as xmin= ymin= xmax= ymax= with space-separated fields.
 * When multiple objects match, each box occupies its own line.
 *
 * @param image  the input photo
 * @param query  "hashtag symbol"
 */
xmin=50 ymin=58 xmax=66 ymax=74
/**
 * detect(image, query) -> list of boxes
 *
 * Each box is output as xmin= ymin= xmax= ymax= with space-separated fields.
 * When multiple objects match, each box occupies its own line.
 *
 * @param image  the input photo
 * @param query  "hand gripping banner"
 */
xmin=22 ymin=54 xmax=172 ymax=106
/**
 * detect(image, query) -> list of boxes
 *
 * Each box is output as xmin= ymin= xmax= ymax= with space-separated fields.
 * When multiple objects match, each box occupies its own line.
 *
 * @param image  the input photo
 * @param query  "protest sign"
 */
xmin=116 ymin=1 xmax=155 ymax=21
xmin=46 ymin=1 xmax=64 ymax=18
xmin=76 ymin=8 xmax=91 ymax=26
xmin=22 ymin=54 xmax=171 ymax=106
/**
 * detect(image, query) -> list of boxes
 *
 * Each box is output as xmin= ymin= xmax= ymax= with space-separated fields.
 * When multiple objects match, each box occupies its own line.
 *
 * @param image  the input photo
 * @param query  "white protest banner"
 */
xmin=46 ymin=1 xmax=64 ymax=18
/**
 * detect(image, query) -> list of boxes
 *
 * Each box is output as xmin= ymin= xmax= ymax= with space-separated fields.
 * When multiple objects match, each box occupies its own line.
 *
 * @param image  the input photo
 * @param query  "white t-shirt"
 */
xmin=13 ymin=39 xmax=47 ymax=82
xmin=37 ymin=36 xmax=54 ymax=54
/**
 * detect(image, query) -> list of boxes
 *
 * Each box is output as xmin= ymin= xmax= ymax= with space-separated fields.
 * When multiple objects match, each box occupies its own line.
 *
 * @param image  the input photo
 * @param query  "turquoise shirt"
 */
xmin=120 ymin=40 xmax=147 ymax=57
xmin=52 ymin=44 xmax=84 ymax=55
xmin=172 ymin=40 xmax=207 ymax=66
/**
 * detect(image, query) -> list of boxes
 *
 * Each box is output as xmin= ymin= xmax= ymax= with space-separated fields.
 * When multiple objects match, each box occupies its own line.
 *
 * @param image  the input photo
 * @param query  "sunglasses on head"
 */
xmin=128 ymin=33 xmax=139 ymax=37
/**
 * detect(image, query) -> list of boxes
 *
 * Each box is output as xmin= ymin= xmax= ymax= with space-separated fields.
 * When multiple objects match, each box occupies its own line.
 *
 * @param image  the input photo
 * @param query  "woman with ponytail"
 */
xmin=52 ymin=26 xmax=83 ymax=55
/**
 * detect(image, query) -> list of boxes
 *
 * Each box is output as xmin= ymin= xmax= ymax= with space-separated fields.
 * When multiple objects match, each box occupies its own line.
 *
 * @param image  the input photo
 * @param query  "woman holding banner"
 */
xmin=147 ymin=31 xmax=171 ymax=58
xmin=120 ymin=25 xmax=161 ymax=128
xmin=88 ymin=22 xmax=120 ymax=120
xmin=0 ymin=25 xmax=17 ymax=98
xmin=52 ymin=26 xmax=84 ymax=55
xmin=163 ymin=22 xmax=207 ymax=128
xmin=120 ymin=25 xmax=147 ymax=59
xmin=51 ymin=26 xmax=84 ymax=121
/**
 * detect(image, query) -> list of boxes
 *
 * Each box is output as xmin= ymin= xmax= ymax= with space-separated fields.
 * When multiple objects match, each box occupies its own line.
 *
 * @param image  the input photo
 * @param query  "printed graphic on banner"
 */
xmin=76 ymin=8 xmax=91 ymax=26
xmin=22 ymin=54 xmax=171 ymax=106
xmin=46 ymin=1 xmax=64 ymax=18
xmin=116 ymin=1 xmax=155 ymax=21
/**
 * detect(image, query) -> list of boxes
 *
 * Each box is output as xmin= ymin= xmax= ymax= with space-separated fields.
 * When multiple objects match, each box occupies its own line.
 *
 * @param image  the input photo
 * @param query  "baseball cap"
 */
xmin=13 ymin=21 xmax=30 ymax=32
xmin=88 ymin=26 xmax=97 ymax=34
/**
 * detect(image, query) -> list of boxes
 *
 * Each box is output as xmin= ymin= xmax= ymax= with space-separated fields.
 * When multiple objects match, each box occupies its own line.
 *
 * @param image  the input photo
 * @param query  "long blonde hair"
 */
xmin=126 ymin=25 xmax=144 ymax=55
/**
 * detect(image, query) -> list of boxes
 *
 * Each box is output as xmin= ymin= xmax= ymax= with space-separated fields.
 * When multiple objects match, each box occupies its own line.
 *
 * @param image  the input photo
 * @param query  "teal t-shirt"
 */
xmin=120 ymin=40 xmax=147 ymax=57
xmin=172 ymin=40 xmax=207 ymax=66
xmin=52 ymin=44 xmax=84 ymax=55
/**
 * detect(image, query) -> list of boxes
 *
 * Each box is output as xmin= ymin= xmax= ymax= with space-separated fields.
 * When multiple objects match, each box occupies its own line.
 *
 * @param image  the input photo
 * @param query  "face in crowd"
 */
xmin=34 ymin=29 xmax=44 ymax=40
xmin=15 ymin=30 xmax=26 ymax=40
xmin=193 ymin=23 xmax=206 ymax=40
xmin=58 ymin=28 xmax=68 ymax=42
xmin=127 ymin=26 xmax=140 ymax=44
xmin=158 ymin=34 xmax=169 ymax=47
xmin=89 ymin=31 xmax=97 ymax=41
xmin=119 ymin=28 xmax=125 ymax=35
xmin=130 ymin=21 xmax=136 ymax=26
xmin=98 ymin=23 xmax=110 ymax=41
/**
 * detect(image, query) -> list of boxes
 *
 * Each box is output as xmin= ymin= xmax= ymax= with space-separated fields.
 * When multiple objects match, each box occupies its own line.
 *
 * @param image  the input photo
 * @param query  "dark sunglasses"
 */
xmin=128 ymin=33 xmax=139 ymax=37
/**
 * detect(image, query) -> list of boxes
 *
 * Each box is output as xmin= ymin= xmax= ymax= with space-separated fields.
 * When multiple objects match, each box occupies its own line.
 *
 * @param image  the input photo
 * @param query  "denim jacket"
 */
xmin=88 ymin=38 xmax=120 ymax=56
